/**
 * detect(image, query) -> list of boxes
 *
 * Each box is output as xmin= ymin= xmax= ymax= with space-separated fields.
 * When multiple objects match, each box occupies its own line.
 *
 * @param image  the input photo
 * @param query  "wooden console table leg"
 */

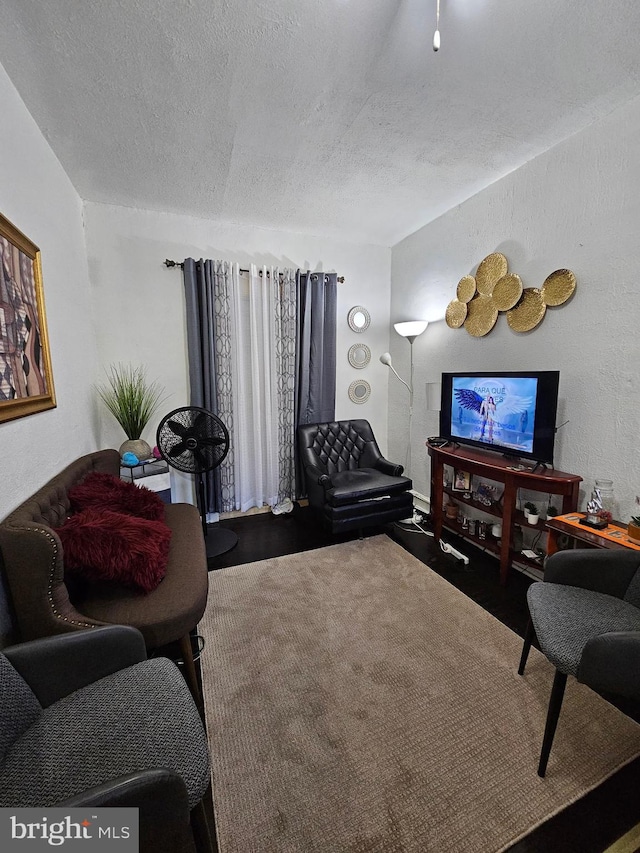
xmin=431 ymin=455 xmax=444 ymax=542
xmin=546 ymin=528 xmax=559 ymax=557
xmin=499 ymin=480 xmax=517 ymax=585
xmin=562 ymin=483 xmax=580 ymax=514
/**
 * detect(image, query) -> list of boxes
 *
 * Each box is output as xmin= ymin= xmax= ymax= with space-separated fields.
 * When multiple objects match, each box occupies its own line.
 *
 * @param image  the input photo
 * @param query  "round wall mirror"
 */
xmin=347 ymin=306 xmax=371 ymax=333
xmin=348 ymin=343 xmax=371 ymax=368
xmin=348 ymin=379 xmax=371 ymax=404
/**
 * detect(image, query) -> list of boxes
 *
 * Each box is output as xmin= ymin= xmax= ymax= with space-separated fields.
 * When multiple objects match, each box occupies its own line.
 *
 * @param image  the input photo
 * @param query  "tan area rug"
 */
xmin=199 ymin=536 xmax=640 ymax=852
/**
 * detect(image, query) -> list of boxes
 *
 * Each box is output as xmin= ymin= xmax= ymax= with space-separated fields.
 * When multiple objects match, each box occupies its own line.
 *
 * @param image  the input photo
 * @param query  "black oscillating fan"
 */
xmin=156 ymin=406 xmax=238 ymax=559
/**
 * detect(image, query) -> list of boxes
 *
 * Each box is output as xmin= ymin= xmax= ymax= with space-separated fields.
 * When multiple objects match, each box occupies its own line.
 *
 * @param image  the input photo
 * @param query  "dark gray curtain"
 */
xmin=296 ymin=270 xmax=337 ymax=425
xmin=295 ymin=270 xmax=337 ymax=494
xmin=183 ymin=258 xmax=222 ymax=513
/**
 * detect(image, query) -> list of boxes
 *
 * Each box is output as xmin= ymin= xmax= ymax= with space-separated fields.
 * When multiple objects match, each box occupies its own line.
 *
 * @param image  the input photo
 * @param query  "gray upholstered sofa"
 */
xmin=0 ymin=450 xmax=208 ymax=697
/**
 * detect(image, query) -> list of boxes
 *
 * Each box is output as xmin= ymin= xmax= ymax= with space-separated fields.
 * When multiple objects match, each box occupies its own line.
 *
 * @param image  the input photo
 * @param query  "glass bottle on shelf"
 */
xmin=594 ymin=479 xmax=617 ymax=521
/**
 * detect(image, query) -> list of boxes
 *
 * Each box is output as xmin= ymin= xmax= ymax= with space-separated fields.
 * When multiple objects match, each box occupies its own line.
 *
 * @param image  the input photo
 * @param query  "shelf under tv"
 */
xmin=427 ymin=442 xmax=582 ymax=585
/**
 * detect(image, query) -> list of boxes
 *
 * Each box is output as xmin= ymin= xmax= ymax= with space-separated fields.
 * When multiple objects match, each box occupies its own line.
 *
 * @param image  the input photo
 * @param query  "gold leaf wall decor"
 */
xmin=445 ymin=299 xmax=467 ymax=328
xmin=475 ymin=253 xmax=508 ymax=296
xmin=492 ymin=273 xmax=523 ymax=311
xmin=456 ymin=275 xmax=476 ymax=303
xmin=541 ymin=269 xmax=576 ymax=306
xmin=446 ymin=254 xmax=576 ymax=336
xmin=506 ymin=288 xmax=546 ymax=332
xmin=464 ymin=294 xmax=499 ymax=337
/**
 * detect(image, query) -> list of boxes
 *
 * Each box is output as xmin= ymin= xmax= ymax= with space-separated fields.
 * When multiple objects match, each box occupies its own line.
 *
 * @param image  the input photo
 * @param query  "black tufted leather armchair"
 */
xmin=297 ymin=420 xmax=413 ymax=534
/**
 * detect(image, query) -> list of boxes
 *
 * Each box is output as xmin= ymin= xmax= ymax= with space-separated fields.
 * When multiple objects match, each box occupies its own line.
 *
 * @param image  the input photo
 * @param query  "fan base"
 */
xmin=205 ymin=526 xmax=238 ymax=560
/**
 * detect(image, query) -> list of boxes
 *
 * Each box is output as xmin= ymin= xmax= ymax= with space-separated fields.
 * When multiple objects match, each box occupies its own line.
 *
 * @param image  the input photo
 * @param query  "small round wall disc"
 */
xmin=541 ymin=269 xmax=576 ymax=306
xmin=445 ymin=300 xmax=468 ymax=328
xmin=456 ymin=276 xmax=476 ymax=303
xmin=507 ymin=288 xmax=547 ymax=332
xmin=476 ymin=253 xmax=508 ymax=296
xmin=493 ymin=273 xmax=523 ymax=311
xmin=464 ymin=295 xmax=498 ymax=337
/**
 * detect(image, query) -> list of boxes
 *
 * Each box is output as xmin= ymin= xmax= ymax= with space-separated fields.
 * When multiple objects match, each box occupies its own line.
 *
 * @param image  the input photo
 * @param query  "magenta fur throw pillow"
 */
xmin=58 ymin=507 xmax=171 ymax=593
xmin=69 ymin=472 xmax=165 ymax=521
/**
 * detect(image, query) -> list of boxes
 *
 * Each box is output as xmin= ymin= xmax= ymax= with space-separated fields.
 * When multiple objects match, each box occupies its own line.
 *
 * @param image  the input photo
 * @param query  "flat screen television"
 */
xmin=439 ymin=371 xmax=560 ymax=465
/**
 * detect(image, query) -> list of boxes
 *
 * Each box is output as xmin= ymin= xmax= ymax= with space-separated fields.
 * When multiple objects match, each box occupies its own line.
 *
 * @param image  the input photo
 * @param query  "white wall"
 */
xmin=83 ymin=203 xmax=392 ymax=501
xmin=389 ymin=93 xmax=640 ymax=519
xmin=0 ymin=64 xmax=99 ymax=519
xmin=0 ymin=63 xmax=99 ymax=642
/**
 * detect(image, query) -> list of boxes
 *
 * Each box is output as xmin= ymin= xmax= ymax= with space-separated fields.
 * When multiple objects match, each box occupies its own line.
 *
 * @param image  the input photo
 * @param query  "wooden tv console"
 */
xmin=427 ymin=443 xmax=582 ymax=585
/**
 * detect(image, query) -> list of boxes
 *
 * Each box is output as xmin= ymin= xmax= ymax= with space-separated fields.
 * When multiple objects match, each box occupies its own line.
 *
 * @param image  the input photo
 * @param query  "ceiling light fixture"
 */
xmin=433 ymin=0 xmax=441 ymax=51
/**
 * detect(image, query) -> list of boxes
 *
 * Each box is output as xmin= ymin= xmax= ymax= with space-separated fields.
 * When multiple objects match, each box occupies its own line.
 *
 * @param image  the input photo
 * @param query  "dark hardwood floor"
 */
xmin=203 ymin=507 xmax=640 ymax=853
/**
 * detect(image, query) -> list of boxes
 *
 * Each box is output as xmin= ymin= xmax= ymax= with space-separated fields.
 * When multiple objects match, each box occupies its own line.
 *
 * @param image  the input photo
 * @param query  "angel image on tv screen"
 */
xmin=439 ymin=371 xmax=559 ymax=465
xmin=453 ymin=376 xmax=537 ymax=455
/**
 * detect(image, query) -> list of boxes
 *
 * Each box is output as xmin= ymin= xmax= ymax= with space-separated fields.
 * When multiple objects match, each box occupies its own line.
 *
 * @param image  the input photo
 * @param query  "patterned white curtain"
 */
xmin=185 ymin=259 xmax=300 ymax=513
xmin=210 ymin=261 xmax=236 ymax=514
xmin=203 ymin=262 xmax=296 ymax=513
xmin=274 ymin=268 xmax=297 ymax=503
xmin=230 ymin=265 xmax=296 ymax=511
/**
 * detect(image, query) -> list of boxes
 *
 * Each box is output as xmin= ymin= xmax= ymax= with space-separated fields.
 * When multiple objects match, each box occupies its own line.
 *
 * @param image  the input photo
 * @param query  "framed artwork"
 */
xmin=452 ymin=469 xmax=471 ymax=491
xmin=0 ymin=213 xmax=56 ymax=423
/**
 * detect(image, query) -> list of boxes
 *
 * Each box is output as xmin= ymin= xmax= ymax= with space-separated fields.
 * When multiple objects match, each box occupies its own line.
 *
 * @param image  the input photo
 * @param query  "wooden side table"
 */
xmin=546 ymin=515 xmax=639 ymax=555
xmin=120 ymin=459 xmax=172 ymax=503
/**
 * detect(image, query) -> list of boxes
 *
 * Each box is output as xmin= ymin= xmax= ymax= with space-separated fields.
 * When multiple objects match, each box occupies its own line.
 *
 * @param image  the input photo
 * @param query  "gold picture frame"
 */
xmin=452 ymin=470 xmax=471 ymax=492
xmin=0 ymin=213 xmax=56 ymax=422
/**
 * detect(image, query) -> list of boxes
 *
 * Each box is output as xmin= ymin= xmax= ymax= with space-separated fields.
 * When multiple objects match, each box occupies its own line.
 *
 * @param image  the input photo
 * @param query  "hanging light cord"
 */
xmin=433 ymin=0 xmax=441 ymax=51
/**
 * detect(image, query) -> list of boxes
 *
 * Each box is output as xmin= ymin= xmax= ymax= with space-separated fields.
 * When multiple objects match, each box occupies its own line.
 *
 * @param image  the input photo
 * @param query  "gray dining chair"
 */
xmin=518 ymin=548 xmax=640 ymax=777
xmin=0 ymin=625 xmax=216 ymax=852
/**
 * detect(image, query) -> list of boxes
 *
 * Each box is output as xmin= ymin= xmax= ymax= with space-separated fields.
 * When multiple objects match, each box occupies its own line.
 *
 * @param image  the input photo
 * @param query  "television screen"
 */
xmin=439 ymin=371 xmax=560 ymax=464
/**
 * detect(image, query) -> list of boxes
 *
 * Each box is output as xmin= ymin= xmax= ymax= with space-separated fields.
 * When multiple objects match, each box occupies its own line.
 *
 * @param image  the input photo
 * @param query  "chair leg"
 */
xmin=191 ymin=794 xmax=218 ymax=853
xmin=538 ymin=670 xmax=568 ymax=778
xmin=518 ymin=618 xmax=535 ymax=675
xmin=179 ymin=633 xmax=203 ymax=709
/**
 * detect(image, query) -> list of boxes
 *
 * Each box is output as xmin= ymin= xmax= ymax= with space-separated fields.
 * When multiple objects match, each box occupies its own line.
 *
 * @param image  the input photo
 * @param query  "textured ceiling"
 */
xmin=1 ymin=0 xmax=640 ymax=246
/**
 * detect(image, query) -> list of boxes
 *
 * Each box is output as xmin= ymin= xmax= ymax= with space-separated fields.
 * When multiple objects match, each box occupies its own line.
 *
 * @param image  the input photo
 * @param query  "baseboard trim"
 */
xmin=410 ymin=489 xmax=430 ymax=515
xmin=220 ymin=499 xmax=309 ymax=521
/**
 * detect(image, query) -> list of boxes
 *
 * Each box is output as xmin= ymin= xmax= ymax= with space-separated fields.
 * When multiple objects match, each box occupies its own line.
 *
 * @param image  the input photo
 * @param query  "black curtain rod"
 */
xmin=164 ymin=259 xmax=344 ymax=282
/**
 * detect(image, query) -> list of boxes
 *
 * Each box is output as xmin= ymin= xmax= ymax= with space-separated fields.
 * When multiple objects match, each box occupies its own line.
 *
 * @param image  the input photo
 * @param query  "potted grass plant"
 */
xmin=97 ymin=364 xmax=165 ymax=460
